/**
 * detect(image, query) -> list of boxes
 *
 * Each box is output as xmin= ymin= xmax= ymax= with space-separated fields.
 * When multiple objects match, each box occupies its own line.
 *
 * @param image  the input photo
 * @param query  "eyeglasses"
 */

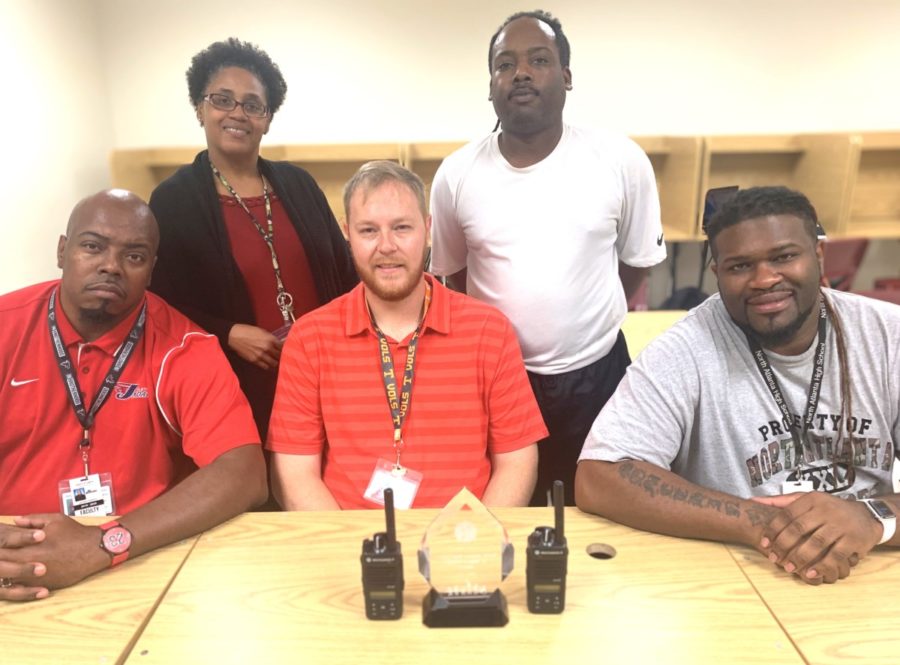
xmin=202 ymin=93 xmax=269 ymax=118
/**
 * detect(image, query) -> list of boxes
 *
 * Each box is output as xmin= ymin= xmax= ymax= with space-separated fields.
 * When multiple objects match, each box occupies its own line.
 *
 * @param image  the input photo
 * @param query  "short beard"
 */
xmin=78 ymin=306 xmax=115 ymax=325
xmin=361 ymin=266 xmax=425 ymax=302
xmin=744 ymin=301 xmax=815 ymax=351
xmin=355 ymin=246 xmax=429 ymax=303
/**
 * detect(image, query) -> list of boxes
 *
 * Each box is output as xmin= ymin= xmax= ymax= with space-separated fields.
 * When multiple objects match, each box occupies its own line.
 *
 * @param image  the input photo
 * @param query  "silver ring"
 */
xmin=0 ymin=577 xmax=13 ymax=589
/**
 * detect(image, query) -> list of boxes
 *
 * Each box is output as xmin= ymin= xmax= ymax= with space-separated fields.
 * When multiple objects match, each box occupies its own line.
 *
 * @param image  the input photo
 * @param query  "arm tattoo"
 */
xmin=618 ymin=461 xmax=744 ymax=520
xmin=744 ymin=504 xmax=777 ymax=527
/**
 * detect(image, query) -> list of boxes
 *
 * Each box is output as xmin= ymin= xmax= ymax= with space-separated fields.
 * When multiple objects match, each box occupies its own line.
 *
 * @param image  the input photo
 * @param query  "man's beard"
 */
xmin=360 ymin=265 xmax=424 ymax=302
xmin=356 ymin=247 xmax=429 ymax=303
xmin=744 ymin=301 xmax=815 ymax=351
xmin=79 ymin=305 xmax=116 ymax=325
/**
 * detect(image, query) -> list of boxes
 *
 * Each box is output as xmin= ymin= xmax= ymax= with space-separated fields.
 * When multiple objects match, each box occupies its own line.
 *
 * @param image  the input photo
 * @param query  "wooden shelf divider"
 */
xmin=109 ymin=131 xmax=900 ymax=242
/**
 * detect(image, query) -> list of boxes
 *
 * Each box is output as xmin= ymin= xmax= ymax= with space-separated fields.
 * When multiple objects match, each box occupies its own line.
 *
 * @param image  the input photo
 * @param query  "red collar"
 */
xmin=345 ymin=274 xmax=450 ymax=339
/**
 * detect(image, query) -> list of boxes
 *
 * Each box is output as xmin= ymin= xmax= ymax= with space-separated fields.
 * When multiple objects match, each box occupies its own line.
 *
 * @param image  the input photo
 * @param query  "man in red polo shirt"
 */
xmin=0 ymin=190 xmax=266 ymax=602
xmin=268 ymin=161 xmax=545 ymax=510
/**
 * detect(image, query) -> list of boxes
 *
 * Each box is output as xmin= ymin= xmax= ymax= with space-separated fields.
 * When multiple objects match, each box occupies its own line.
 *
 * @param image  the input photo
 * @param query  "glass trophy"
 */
xmin=417 ymin=488 xmax=513 ymax=627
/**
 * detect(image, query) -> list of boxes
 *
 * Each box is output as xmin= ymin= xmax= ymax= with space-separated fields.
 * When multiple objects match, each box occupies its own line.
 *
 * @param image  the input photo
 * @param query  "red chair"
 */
xmin=823 ymin=238 xmax=869 ymax=291
xmin=874 ymin=277 xmax=900 ymax=290
xmin=854 ymin=289 xmax=900 ymax=306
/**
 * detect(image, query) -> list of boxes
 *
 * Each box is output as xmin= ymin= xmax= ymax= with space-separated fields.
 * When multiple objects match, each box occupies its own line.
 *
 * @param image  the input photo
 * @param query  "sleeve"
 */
xmin=578 ymin=327 xmax=698 ymax=469
xmin=148 ymin=181 xmax=236 ymax=343
xmin=483 ymin=312 xmax=548 ymax=454
xmin=428 ymin=162 xmax=469 ymax=277
xmin=310 ymin=177 xmax=359 ymax=295
xmin=265 ymin=322 xmax=326 ymax=454
xmin=156 ymin=333 xmax=261 ymax=466
xmin=274 ymin=163 xmax=358 ymax=300
xmin=615 ymin=138 xmax=666 ymax=269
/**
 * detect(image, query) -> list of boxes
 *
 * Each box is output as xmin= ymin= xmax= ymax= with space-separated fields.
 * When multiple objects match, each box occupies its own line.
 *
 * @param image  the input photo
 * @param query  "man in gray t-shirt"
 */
xmin=576 ymin=186 xmax=900 ymax=586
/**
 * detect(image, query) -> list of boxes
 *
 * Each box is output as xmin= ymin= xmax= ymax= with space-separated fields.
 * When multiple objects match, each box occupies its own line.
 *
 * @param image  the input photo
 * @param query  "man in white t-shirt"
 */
xmin=430 ymin=9 xmax=665 ymax=505
xmin=577 ymin=186 xmax=900 ymax=585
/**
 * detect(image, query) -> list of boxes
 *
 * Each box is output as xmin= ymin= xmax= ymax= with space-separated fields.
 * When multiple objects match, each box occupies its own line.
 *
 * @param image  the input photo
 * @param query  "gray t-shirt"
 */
xmin=580 ymin=290 xmax=900 ymax=499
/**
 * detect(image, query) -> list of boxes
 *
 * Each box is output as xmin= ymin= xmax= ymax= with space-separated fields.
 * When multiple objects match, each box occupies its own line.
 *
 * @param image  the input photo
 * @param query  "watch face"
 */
xmin=867 ymin=500 xmax=896 ymax=520
xmin=102 ymin=526 xmax=132 ymax=554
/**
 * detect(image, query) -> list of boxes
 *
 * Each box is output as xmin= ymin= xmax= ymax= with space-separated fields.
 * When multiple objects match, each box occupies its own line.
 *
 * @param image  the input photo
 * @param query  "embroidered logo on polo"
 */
xmin=114 ymin=383 xmax=149 ymax=400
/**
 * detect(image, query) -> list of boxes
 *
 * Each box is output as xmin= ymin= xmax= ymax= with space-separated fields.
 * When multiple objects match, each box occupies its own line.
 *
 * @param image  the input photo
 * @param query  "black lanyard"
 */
xmin=210 ymin=162 xmax=295 ymax=324
xmin=369 ymin=282 xmax=432 ymax=470
xmin=48 ymin=289 xmax=146 ymax=475
xmin=745 ymin=300 xmax=827 ymax=457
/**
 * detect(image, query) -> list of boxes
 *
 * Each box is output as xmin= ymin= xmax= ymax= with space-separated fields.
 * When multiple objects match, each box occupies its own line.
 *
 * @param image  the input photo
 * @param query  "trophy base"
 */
xmin=421 ymin=588 xmax=509 ymax=628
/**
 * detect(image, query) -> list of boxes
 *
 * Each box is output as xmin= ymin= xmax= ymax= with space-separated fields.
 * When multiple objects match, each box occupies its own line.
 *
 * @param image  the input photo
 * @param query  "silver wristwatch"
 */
xmin=860 ymin=499 xmax=896 ymax=545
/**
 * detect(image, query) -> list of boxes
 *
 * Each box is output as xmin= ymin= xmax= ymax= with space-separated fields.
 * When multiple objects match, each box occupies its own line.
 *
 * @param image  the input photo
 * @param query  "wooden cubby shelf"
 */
xmin=110 ymin=131 xmax=900 ymax=241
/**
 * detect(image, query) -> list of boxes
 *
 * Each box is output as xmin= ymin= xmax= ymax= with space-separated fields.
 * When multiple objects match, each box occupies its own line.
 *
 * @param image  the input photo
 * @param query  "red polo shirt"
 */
xmin=0 ymin=281 xmax=261 ymax=515
xmin=267 ymin=276 xmax=547 ymax=509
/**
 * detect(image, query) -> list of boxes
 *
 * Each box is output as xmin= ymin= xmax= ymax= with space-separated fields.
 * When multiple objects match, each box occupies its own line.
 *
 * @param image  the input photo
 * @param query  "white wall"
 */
xmin=0 ymin=0 xmax=114 ymax=294
xmin=2 ymin=0 xmax=899 ymax=294
xmin=97 ymin=0 xmax=900 ymax=147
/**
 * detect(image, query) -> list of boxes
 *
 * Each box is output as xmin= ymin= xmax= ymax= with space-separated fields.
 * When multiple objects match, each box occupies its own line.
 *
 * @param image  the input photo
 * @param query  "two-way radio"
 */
xmin=526 ymin=480 xmax=568 ymax=613
xmin=361 ymin=488 xmax=404 ymax=620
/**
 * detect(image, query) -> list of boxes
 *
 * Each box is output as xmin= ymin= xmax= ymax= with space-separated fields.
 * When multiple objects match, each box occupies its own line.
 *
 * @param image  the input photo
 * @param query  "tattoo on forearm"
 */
xmin=744 ymin=504 xmax=777 ymax=527
xmin=618 ymin=461 xmax=742 ymax=520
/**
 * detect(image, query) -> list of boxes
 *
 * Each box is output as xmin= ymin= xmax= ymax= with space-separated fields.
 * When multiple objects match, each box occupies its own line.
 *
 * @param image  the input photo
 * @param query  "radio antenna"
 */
xmin=552 ymin=480 xmax=564 ymax=542
xmin=384 ymin=488 xmax=397 ymax=548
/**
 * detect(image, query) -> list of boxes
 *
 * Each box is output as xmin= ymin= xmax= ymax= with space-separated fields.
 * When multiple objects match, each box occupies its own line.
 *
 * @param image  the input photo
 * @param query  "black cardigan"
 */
xmin=148 ymin=150 xmax=358 ymax=434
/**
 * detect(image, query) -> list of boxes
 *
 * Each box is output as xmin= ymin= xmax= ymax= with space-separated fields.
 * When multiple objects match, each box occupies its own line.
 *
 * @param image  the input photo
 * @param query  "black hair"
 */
xmin=706 ymin=186 xmax=819 ymax=254
xmin=186 ymin=37 xmax=287 ymax=114
xmin=488 ymin=9 xmax=571 ymax=71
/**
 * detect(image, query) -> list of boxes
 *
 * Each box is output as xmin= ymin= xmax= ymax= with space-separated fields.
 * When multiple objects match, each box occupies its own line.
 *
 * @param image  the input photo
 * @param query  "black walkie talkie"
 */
xmin=526 ymin=480 xmax=568 ymax=613
xmin=361 ymin=488 xmax=404 ymax=620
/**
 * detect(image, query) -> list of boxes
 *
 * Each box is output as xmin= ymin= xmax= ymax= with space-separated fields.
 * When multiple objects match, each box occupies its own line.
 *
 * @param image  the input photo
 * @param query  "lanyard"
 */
xmin=48 ymin=290 xmax=146 ymax=476
xmin=210 ymin=162 xmax=295 ymax=325
xmin=744 ymin=300 xmax=827 ymax=462
xmin=369 ymin=282 xmax=432 ymax=471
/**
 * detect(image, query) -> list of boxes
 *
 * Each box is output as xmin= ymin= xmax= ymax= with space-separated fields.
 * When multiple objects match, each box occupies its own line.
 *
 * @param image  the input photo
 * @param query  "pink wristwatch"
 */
xmin=99 ymin=520 xmax=133 ymax=567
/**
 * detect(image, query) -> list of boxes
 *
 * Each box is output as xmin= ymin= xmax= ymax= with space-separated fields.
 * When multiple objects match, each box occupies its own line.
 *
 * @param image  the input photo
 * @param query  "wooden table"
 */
xmin=622 ymin=310 xmax=686 ymax=357
xmin=728 ymin=543 xmax=900 ymax=663
xmin=126 ymin=508 xmax=799 ymax=664
xmin=0 ymin=521 xmax=197 ymax=665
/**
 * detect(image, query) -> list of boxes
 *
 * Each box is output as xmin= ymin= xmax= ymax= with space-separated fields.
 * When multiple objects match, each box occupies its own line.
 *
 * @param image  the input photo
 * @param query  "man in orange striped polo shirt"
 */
xmin=267 ymin=161 xmax=545 ymax=510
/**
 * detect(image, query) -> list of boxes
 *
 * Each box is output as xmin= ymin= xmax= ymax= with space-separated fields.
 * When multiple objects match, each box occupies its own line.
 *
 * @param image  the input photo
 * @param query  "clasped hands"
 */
xmin=0 ymin=514 xmax=108 ymax=602
xmin=751 ymin=492 xmax=883 ymax=585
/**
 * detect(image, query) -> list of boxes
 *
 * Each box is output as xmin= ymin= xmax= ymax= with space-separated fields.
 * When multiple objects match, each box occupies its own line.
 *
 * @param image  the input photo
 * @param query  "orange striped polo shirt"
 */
xmin=267 ymin=275 xmax=547 ymax=509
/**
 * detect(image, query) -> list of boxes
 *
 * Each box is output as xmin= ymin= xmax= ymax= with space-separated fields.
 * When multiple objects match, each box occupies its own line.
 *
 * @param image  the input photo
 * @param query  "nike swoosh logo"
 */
xmin=656 ymin=234 xmax=664 ymax=246
xmin=10 ymin=378 xmax=39 ymax=387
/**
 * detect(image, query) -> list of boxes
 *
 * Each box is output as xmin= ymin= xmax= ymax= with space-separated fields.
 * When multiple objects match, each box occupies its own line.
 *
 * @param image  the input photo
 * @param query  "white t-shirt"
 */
xmin=430 ymin=124 xmax=665 ymax=374
xmin=579 ymin=290 xmax=900 ymax=500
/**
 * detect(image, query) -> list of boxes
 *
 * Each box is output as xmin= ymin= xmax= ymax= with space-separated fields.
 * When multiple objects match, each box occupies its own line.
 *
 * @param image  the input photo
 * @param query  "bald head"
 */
xmin=56 ymin=189 xmax=160 ymax=341
xmin=66 ymin=189 xmax=160 ymax=253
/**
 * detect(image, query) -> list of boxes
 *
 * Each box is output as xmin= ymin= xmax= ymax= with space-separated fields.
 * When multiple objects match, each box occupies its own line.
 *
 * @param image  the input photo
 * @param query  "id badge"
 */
xmin=781 ymin=480 xmax=814 ymax=494
xmin=363 ymin=458 xmax=422 ymax=510
xmin=272 ymin=323 xmax=293 ymax=341
xmin=58 ymin=472 xmax=116 ymax=517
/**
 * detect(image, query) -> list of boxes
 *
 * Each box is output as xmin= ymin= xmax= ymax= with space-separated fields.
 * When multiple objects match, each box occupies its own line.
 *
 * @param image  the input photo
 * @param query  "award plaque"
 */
xmin=417 ymin=488 xmax=513 ymax=627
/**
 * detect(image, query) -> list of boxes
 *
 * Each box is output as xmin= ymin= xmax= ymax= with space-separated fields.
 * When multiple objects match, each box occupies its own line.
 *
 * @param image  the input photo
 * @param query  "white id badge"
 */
xmin=363 ymin=459 xmax=422 ymax=510
xmin=781 ymin=480 xmax=815 ymax=494
xmin=58 ymin=472 xmax=115 ymax=516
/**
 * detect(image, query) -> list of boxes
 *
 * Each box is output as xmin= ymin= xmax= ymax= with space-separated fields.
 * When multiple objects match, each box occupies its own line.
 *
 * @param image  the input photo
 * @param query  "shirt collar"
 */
xmin=345 ymin=274 xmax=450 ymax=338
xmin=53 ymin=287 xmax=147 ymax=357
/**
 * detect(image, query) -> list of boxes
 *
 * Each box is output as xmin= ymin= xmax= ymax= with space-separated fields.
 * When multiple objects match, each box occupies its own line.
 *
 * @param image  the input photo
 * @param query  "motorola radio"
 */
xmin=526 ymin=480 xmax=568 ymax=614
xmin=361 ymin=488 xmax=404 ymax=620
